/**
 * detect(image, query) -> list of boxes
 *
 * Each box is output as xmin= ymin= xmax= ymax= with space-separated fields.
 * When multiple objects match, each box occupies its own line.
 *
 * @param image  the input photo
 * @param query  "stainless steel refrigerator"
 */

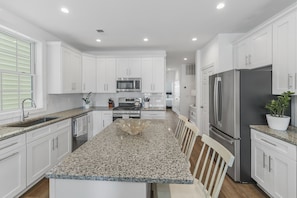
xmin=209 ymin=68 xmax=275 ymax=183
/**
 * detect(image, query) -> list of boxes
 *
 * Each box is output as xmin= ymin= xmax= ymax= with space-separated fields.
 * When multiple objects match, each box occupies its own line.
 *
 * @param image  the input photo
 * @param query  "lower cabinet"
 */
xmin=141 ymin=111 xmax=166 ymax=119
xmin=27 ymin=119 xmax=71 ymax=187
xmin=0 ymin=134 xmax=26 ymax=198
xmin=92 ymin=111 xmax=113 ymax=137
xmin=251 ymin=129 xmax=297 ymax=198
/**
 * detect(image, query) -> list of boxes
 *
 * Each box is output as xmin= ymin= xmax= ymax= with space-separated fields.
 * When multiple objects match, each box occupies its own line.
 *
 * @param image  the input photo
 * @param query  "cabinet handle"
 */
xmin=52 ymin=139 xmax=55 ymax=151
xmin=268 ymin=156 xmax=272 ymax=172
xmin=261 ymin=139 xmax=277 ymax=147
xmin=288 ymin=74 xmax=293 ymax=89
xmin=83 ymin=83 xmax=86 ymax=91
xmin=106 ymin=84 xmax=108 ymax=91
xmin=263 ymin=153 xmax=266 ymax=168
xmin=0 ymin=152 xmax=18 ymax=162
xmin=249 ymin=54 xmax=252 ymax=65
xmin=56 ymin=137 xmax=58 ymax=149
xmin=245 ymin=56 xmax=248 ymax=66
xmin=0 ymin=142 xmax=17 ymax=151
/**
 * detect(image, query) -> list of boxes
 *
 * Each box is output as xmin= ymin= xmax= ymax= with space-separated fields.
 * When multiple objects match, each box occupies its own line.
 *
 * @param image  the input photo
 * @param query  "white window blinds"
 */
xmin=0 ymin=32 xmax=34 ymax=111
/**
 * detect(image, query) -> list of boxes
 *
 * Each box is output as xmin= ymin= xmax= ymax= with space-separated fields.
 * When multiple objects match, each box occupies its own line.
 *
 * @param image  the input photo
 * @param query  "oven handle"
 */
xmin=210 ymin=126 xmax=234 ymax=145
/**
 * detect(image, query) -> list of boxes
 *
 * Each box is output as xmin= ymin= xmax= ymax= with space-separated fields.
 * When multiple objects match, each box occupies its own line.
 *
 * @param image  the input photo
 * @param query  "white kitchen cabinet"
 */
xmin=251 ymin=129 xmax=297 ymax=198
xmin=47 ymin=42 xmax=82 ymax=94
xmin=87 ymin=112 xmax=93 ymax=140
xmin=272 ymin=10 xmax=297 ymax=95
xmin=92 ymin=111 xmax=113 ymax=136
xmin=97 ymin=58 xmax=116 ymax=93
xmin=0 ymin=134 xmax=26 ymax=198
xmin=141 ymin=57 xmax=165 ymax=93
xmin=141 ymin=111 xmax=166 ymax=119
xmin=201 ymin=34 xmax=241 ymax=73
xmin=27 ymin=119 xmax=71 ymax=186
xmin=234 ymin=25 xmax=272 ymax=69
xmin=116 ymin=58 xmax=141 ymax=78
xmin=82 ymin=54 xmax=97 ymax=93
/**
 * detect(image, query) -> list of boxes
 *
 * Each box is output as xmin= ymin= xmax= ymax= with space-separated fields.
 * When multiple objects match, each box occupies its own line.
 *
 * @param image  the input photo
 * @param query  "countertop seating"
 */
xmin=174 ymin=114 xmax=188 ymax=145
xmin=155 ymin=134 xmax=235 ymax=198
xmin=180 ymin=121 xmax=199 ymax=161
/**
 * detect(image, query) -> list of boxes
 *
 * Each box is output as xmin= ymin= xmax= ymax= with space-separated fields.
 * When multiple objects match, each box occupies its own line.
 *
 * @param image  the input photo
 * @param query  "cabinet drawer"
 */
xmin=50 ymin=119 xmax=71 ymax=131
xmin=0 ymin=134 xmax=25 ymax=155
xmin=251 ymin=129 xmax=297 ymax=161
xmin=26 ymin=126 xmax=51 ymax=143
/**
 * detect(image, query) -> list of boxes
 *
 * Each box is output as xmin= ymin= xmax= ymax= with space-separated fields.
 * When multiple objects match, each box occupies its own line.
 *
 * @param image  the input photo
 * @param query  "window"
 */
xmin=0 ymin=31 xmax=35 ymax=112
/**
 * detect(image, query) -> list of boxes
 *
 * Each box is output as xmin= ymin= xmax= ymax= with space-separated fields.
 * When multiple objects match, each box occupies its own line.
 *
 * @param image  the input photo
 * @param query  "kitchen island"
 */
xmin=46 ymin=119 xmax=193 ymax=198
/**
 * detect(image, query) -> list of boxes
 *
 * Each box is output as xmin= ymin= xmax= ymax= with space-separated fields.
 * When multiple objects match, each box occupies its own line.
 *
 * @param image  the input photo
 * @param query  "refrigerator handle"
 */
xmin=217 ymin=77 xmax=222 ymax=127
xmin=210 ymin=126 xmax=234 ymax=145
xmin=214 ymin=77 xmax=218 ymax=125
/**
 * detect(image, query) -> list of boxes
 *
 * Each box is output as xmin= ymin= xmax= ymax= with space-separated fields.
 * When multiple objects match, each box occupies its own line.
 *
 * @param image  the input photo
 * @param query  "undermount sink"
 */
xmin=7 ymin=117 xmax=59 ymax=127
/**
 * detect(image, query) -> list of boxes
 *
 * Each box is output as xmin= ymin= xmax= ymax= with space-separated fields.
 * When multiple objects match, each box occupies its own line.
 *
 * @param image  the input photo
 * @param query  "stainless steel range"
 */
xmin=112 ymin=97 xmax=141 ymax=121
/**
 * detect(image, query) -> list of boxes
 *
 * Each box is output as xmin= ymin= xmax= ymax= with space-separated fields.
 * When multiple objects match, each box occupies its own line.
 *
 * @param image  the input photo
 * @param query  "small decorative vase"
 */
xmin=144 ymin=102 xmax=149 ymax=109
xmin=266 ymin=114 xmax=290 ymax=131
xmin=84 ymin=104 xmax=90 ymax=109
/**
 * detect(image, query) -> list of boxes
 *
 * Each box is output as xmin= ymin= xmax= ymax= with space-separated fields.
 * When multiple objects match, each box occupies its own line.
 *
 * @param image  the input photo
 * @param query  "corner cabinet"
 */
xmin=47 ymin=42 xmax=82 ymax=94
xmin=272 ymin=10 xmax=297 ymax=95
xmin=82 ymin=54 xmax=97 ymax=93
xmin=0 ymin=134 xmax=26 ymax=198
xmin=251 ymin=129 xmax=297 ymax=198
xmin=234 ymin=25 xmax=272 ymax=70
xmin=141 ymin=57 xmax=165 ymax=93
xmin=96 ymin=58 xmax=116 ymax=93
xmin=116 ymin=58 xmax=141 ymax=78
xmin=92 ymin=111 xmax=113 ymax=137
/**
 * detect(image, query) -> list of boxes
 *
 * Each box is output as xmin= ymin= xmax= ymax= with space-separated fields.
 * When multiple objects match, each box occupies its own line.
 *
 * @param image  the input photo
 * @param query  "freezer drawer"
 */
xmin=209 ymin=126 xmax=240 ymax=182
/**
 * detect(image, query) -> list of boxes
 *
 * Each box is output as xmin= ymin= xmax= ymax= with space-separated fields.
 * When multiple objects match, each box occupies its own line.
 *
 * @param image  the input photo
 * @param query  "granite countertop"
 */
xmin=46 ymin=119 xmax=193 ymax=184
xmin=0 ymin=106 xmax=112 ymax=141
xmin=141 ymin=107 xmax=166 ymax=111
xmin=250 ymin=125 xmax=297 ymax=146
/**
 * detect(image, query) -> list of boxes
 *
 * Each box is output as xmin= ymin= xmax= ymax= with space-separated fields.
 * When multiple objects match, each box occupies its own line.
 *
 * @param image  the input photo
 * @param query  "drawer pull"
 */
xmin=0 ymin=142 xmax=17 ymax=151
xmin=261 ymin=139 xmax=277 ymax=147
xmin=269 ymin=156 xmax=272 ymax=172
xmin=0 ymin=152 xmax=18 ymax=162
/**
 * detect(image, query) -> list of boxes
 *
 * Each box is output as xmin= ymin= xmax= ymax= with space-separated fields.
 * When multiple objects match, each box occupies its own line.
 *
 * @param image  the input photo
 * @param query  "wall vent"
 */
xmin=185 ymin=64 xmax=195 ymax=75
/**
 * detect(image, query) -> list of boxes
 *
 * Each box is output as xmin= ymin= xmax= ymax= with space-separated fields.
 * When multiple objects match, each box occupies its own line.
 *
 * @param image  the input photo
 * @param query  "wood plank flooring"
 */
xmin=20 ymin=110 xmax=268 ymax=198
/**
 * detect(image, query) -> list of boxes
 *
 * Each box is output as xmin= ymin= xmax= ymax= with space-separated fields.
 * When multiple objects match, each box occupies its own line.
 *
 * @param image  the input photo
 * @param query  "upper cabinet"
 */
xmin=96 ymin=58 xmax=116 ymax=93
xmin=272 ymin=10 xmax=297 ymax=95
xmin=234 ymin=25 xmax=272 ymax=69
xmin=82 ymin=54 xmax=97 ymax=93
xmin=201 ymin=34 xmax=242 ymax=74
xmin=47 ymin=42 xmax=82 ymax=94
xmin=116 ymin=58 xmax=141 ymax=78
xmin=141 ymin=57 xmax=165 ymax=93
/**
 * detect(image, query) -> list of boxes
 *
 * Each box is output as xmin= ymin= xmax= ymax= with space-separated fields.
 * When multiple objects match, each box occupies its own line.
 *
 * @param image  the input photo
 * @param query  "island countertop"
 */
xmin=46 ymin=119 xmax=193 ymax=184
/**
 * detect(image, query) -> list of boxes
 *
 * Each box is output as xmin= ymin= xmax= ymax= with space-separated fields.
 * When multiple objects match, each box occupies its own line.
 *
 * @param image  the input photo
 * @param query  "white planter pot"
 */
xmin=144 ymin=102 xmax=149 ymax=109
xmin=84 ymin=104 xmax=90 ymax=109
xmin=266 ymin=114 xmax=290 ymax=131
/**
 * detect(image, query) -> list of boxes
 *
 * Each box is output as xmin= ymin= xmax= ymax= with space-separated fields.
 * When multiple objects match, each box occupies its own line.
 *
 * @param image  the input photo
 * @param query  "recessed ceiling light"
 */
xmin=143 ymin=38 xmax=149 ymax=42
xmin=216 ymin=2 xmax=225 ymax=10
xmin=61 ymin=7 xmax=69 ymax=14
xmin=96 ymin=39 xmax=101 ymax=43
xmin=184 ymin=58 xmax=188 ymax=61
xmin=192 ymin=37 xmax=197 ymax=41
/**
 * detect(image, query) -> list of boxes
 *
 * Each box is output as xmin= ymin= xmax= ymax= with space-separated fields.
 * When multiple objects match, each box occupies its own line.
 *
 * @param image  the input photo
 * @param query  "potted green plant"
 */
xmin=82 ymin=92 xmax=92 ymax=109
xmin=265 ymin=91 xmax=294 ymax=131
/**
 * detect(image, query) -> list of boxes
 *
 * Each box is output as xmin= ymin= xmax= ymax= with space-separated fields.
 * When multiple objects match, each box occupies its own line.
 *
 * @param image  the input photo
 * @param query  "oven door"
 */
xmin=209 ymin=125 xmax=240 ymax=182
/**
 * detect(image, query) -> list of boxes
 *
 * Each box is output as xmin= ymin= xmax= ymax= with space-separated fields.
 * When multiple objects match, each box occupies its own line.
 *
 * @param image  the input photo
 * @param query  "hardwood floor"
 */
xmin=20 ymin=110 xmax=268 ymax=198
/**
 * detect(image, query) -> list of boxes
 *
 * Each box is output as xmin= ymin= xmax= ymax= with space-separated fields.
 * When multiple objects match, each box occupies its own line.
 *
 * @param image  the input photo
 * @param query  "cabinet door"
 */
xmin=152 ymin=58 xmax=165 ymax=93
xmin=54 ymin=126 xmax=71 ymax=163
xmin=273 ymin=11 xmax=296 ymax=94
xmin=250 ymin=25 xmax=272 ymax=69
xmin=82 ymin=55 xmax=97 ymax=93
xmin=141 ymin=58 xmax=153 ymax=93
xmin=87 ymin=112 xmax=93 ymax=140
xmin=116 ymin=58 xmax=130 ymax=78
xmin=71 ymin=51 xmax=82 ymax=93
xmin=235 ymin=40 xmax=249 ymax=69
xmin=271 ymin=152 xmax=297 ymax=198
xmin=129 ymin=58 xmax=141 ymax=77
xmin=62 ymin=47 xmax=73 ymax=93
xmin=27 ymin=134 xmax=53 ymax=186
xmin=102 ymin=111 xmax=113 ymax=129
xmin=0 ymin=145 xmax=26 ymax=198
xmin=92 ymin=111 xmax=103 ymax=136
xmin=105 ymin=58 xmax=116 ymax=93
xmin=97 ymin=58 xmax=106 ymax=93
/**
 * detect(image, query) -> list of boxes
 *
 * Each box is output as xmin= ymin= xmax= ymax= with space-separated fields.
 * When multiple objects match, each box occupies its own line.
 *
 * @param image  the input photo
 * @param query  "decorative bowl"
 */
xmin=116 ymin=119 xmax=151 ymax=135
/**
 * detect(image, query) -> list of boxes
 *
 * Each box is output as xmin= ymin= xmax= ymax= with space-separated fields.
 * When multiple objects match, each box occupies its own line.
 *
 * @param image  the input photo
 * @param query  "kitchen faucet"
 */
xmin=21 ymin=98 xmax=36 ymax=122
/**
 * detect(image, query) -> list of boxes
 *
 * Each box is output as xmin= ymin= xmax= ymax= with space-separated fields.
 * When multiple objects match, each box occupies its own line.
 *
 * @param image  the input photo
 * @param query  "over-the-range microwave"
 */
xmin=116 ymin=78 xmax=141 ymax=92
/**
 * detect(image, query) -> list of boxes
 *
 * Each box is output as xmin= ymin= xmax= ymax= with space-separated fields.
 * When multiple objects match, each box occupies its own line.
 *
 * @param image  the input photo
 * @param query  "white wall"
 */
xmin=166 ymin=70 xmax=175 ymax=93
xmin=0 ymin=9 xmax=82 ymax=124
xmin=172 ymin=70 xmax=180 ymax=114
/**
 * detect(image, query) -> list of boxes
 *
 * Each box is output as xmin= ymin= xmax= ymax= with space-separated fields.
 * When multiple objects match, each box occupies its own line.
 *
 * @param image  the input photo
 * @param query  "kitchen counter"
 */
xmin=250 ymin=125 xmax=297 ymax=146
xmin=141 ymin=107 xmax=166 ymax=111
xmin=46 ymin=119 xmax=193 ymax=184
xmin=0 ymin=106 xmax=111 ymax=141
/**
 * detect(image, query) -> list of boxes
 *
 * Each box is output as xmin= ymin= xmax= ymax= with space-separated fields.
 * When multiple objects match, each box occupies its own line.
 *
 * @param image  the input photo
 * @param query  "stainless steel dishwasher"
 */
xmin=72 ymin=114 xmax=88 ymax=151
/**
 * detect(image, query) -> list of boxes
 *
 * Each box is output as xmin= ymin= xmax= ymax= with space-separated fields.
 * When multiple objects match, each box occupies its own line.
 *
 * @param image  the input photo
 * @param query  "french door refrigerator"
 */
xmin=209 ymin=68 xmax=273 ymax=182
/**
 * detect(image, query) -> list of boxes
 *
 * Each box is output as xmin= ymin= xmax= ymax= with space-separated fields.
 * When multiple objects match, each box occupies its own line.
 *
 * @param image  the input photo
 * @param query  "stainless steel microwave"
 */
xmin=116 ymin=78 xmax=141 ymax=92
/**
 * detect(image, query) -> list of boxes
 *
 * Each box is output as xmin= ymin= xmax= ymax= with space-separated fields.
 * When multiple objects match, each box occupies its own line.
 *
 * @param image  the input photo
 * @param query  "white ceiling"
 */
xmin=0 ymin=0 xmax=296 ymax=68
